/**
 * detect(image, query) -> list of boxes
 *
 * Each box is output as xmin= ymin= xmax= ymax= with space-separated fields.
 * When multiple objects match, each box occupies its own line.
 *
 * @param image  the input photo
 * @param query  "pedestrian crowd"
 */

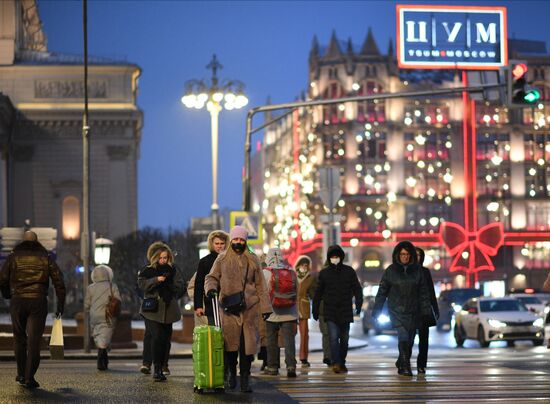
xmin=0 ymin=228 xmax=444 ymax=392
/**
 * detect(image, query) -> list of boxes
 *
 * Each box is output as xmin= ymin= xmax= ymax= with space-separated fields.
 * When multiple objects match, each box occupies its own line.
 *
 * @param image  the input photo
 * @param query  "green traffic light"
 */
xmin=524 ymin=89 xmax=541 ymax=104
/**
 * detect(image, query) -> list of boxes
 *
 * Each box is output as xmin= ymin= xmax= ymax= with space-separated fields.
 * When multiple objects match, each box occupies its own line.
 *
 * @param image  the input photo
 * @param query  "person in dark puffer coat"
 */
xmin=312 ymin=245 xmax=362 ymax=374
xmin=373 ymin=241 xmax=431 ymax=377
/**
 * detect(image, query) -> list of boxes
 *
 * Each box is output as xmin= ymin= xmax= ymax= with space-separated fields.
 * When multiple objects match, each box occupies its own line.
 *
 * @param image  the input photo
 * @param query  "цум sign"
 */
xmin=397 ymin=5 xmax=507 ymax=70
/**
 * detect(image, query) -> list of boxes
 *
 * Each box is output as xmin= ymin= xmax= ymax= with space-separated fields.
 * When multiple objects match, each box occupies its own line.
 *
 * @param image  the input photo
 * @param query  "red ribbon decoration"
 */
xmin=438 ymin=222 xmax=504 ymax=274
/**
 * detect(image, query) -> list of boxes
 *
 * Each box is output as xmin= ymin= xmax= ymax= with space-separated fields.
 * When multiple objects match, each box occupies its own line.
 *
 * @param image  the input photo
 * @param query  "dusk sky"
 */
xmin=38 ymin=0 xmax=550 ymax=231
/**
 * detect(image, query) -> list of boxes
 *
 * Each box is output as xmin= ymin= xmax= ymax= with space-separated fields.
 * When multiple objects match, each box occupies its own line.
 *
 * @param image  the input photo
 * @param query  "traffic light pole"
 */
xmin=242 ymin=82 xmax=505 ymax=212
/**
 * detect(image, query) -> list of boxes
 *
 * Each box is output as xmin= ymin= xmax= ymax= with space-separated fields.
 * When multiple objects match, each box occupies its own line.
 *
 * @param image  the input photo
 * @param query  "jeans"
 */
xmin=144 ymin=319 xmax=172 ymax=367
xmin=326 ymin=321 xmax=350 ymax=367
xmin=319 ymin=315 xmax=331 ymax=362
xmin=266 ymin=320 xmax=297 ymax=370
xmin=142 ymin=322 xmax=171 ymax=367
xmin=11 ymin=297 xmax=48 ymax=382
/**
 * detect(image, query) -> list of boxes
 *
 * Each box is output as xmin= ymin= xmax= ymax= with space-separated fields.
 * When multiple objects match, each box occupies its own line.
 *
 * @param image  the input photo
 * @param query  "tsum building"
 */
xmin=251 ymin=29 xmax=550 ymax=294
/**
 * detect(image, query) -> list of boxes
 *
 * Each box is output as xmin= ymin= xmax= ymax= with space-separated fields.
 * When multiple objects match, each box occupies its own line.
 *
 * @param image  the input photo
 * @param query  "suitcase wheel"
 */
xmin=214 ymin=387 xmax=225 ymax=393
xmin=194 ymin=387 xmax=204 ymax=394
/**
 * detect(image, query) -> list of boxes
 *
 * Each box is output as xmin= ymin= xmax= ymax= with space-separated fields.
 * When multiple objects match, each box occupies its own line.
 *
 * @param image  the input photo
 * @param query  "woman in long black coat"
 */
xmin=373 ymin=241 xmax=431 ymax=376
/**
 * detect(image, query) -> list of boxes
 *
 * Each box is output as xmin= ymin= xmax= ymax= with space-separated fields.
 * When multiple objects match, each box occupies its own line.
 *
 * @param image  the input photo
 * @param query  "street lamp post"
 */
xmin=181 ymin=54 xmax=248 ymax=230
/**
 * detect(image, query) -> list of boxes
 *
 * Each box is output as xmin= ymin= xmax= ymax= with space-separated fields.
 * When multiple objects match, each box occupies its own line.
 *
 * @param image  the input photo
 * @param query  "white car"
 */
xmin=454 ymin=297 xmax=545 ymax=348
xmin=510 ymin=294 xmax=547 ymax=317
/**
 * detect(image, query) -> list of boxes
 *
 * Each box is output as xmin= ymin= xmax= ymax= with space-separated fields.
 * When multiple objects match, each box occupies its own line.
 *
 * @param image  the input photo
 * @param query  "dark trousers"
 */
xmin=144 ymin=319 xmax=172 ymax=367
xmin=10 ymin=297 xmax=48 ymax=382
xmin=319 ymin=315 xmax=331 ymax=362
xmin=142 ymin=321 xmax=172 ymax=366
xmin=225 ymin=328 xmax=253 ymax=375
xmin=414 ymin=326 xmax=430 ymax=367
xmin=326 ymin=321 xmax=350 ymax=367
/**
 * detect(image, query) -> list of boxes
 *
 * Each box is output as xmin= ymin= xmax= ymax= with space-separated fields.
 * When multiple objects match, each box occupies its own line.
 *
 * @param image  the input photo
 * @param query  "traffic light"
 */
xmin=507 ymin=60 xmax=541 ymax=107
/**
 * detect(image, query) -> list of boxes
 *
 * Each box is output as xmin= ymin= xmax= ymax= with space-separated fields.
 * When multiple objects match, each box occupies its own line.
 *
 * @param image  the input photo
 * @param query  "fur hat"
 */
xmin=146 ymin=241 xmax=174 ymax=264
xmin=229 ymin=225 xmax=248 ymax=241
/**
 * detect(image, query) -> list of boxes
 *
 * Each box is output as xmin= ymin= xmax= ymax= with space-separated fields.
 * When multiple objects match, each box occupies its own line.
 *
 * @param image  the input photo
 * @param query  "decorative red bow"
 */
xmin=438 ymin=222 xmax=504 ymax=273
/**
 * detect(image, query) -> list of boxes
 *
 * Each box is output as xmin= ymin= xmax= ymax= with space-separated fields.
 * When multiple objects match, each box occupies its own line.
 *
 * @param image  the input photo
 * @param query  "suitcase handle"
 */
xmin=212 ymin=294 xmax=221 ymax=328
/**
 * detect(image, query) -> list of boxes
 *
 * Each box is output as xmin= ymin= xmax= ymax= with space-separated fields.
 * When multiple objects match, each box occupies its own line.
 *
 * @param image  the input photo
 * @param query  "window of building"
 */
xmin=322 ymin=81 xmax=345 ymax=124
xmin=62 ymin=196 xmax=80 ymax=240
xmin=357 ymin=80 xmax=385 ymax=122
xmin=322 ymin=131 xmax=346 ymax=161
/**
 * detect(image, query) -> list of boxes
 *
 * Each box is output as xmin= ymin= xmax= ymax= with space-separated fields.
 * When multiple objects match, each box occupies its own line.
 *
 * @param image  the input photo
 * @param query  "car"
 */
xmin=437 ymin=288 xmax=483 ymax=331
xmin=454 ymin=296 xmax=545 ymax=348
xmin=361 ymin=297 xmax=393 ymax=335
xmin=510 ymin=294 xmax=547 ymax=317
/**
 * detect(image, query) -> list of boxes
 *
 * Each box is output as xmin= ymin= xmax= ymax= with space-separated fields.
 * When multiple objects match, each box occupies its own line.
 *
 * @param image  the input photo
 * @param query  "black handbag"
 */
xmin=221 ymin=264 xmax=249 ymax=315
xmin=141 ymin=297 xmax=159 ymax=313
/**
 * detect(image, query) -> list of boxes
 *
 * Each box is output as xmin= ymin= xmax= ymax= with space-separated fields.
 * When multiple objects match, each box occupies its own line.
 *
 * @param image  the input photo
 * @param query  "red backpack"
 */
xmin=267 ymin=266 xmax=297 ymax=308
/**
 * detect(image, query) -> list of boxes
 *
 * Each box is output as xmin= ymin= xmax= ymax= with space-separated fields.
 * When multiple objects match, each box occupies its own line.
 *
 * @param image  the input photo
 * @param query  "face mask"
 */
xmin=330 ymin=257 xmax=340 ymax=265
xmin=297 ymin=266 xmax=309 ymax=278
xmin=231 ymin=242 xmax=246 ymax=254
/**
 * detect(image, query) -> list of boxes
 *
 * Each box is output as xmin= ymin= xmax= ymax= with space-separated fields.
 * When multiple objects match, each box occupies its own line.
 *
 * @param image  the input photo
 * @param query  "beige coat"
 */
xmin=205 ymin=249 xmax=272 ymax=356
xmin=297 ymin=274 xmax=316 ymax=320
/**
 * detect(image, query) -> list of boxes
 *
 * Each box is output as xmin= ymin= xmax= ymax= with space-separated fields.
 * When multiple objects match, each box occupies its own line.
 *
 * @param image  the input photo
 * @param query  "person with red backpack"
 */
xmin=262 ymin=248 xmax=298 ymax=378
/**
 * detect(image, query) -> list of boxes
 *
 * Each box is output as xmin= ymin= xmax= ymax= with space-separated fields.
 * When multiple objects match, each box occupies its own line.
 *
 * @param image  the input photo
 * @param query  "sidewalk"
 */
xmin=0 ymin=317 xmax=367 ymax=360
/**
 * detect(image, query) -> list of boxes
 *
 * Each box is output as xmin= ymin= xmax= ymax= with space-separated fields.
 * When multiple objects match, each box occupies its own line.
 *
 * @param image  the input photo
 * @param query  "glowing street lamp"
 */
xmin=181 ymin=55 xmax=248 ymax=229
xmin=94 ymin=237 xmax=113 ymax=265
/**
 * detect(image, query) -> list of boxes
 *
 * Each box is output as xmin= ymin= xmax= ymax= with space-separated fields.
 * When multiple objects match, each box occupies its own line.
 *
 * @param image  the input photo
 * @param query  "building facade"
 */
xmin=253 ymin=29 xmax=550 ymax=293
xmin=0 ymin=0 xmax=142 ymax=311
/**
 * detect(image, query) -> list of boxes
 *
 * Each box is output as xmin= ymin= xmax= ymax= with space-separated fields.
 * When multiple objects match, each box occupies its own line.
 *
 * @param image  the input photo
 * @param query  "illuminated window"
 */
xmin=62 ymin=196 xmax=80 ymax=240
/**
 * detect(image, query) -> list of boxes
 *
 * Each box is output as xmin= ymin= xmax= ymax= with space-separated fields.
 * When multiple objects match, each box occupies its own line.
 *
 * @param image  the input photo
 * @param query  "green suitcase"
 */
xmin=193 ymin=296 xmax=224 ymax=393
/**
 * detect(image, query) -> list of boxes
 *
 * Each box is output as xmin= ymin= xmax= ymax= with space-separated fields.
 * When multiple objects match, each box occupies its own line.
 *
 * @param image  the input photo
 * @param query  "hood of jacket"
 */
xmin=392 ymin=241 xmax=417 ymax=266
xmin=146 ymin=241 xmax=174 ymax=263
xmin=266 ymin=247 xmax=286 ymax=269
xmin=294 ymin=255 xmax=312 ymax=269
xmin=91 ymin=264 xmax=113 ymax=283
xmin=326 ymin=245 xmax=345 ymax=261
xmin=416 ymin=247 xmax=425 ymax=266
xmin=207 ymin=230 xmax=229 ymax=253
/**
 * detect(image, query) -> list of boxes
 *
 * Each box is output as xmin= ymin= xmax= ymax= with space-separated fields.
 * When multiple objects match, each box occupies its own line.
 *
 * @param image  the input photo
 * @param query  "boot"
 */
xmin=97 ymin=349 xmax=107 ymax=371
xmin=153 ymin=363 xmax=167 ymax=382
xmin=102 ymin=348 xmax=109 ymax=370
xmin=240 ymin=372 xmax=252 ymax=393
xmin=224 ymin=366 xmax=236 ymax=389
xmin=397 ymin=342 xmax=413 ymax=376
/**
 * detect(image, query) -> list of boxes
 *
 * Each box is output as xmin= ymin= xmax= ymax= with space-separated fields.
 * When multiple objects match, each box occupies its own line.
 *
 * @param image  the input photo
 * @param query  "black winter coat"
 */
xmin=312 ymin=245 xmax=362 ymax=325
xmin=373 ymin=241 xmax=431 ymax=331
xmin=194 ymin=252 xmax=218 ymax=316
xmin=417 ymin=266 xmax=439 ymax=328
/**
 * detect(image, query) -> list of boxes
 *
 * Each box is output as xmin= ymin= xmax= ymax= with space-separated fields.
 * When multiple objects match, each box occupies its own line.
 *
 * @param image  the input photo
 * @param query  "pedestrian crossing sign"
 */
xmin=229 ymin=211 xmax=262 ymax=245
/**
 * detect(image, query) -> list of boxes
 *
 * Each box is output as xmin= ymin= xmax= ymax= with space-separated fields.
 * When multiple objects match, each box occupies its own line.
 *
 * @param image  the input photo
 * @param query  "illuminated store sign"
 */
xmin=397 ymin=5 xmax=507 ymax=70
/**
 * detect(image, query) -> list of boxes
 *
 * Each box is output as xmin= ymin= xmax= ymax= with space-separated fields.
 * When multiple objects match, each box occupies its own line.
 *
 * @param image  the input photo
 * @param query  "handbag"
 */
xmin=49 ymin=316 xmax=64 ymax=360
xmin=141 ymin=296 xmax=159 ymax=313
xmin=221 ymin=264 xmax=249 ymax=315
xmin=105 ymin=283 xmax=122 ymax=323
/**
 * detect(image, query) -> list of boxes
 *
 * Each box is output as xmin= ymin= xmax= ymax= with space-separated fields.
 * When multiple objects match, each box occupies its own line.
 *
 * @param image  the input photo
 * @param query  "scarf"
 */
xmin=140 ymin=264 xmax=175 ymax=305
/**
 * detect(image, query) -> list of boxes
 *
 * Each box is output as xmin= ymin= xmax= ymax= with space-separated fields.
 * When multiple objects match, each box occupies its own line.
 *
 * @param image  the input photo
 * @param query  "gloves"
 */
xmin=355 ymin=307 xmax=361 ymax=316
xmin=55 ymin=303 xmax=64 ymax=318
xmin=206 ymin=289 xmax=218 ymax=299
xmin=262 ymin=312 xmax=271 ymax=321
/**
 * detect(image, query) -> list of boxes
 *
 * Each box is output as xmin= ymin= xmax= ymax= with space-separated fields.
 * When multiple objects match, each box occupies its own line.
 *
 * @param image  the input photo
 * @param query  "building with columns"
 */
xmin=0 ymin=0 xmax=142 ymax=309
xmin=253 ymin=29 xmax=550 ymax=293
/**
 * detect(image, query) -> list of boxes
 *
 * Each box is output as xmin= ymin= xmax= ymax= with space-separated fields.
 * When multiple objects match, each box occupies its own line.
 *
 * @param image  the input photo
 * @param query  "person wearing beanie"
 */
xmin=193 ymin=230 xmax=229 ymax=326
xmin=138 ymin=241 xmax=185 ymax=382
xmin=205 ymin=226 xmax=272 ymax=393
xmin=263 ymin=248 xmax=298 ymax=378
xmin=294 ymin=255 xmax=317 ymax=368
xmin=312 ymin=245 xmax=362 ymax=374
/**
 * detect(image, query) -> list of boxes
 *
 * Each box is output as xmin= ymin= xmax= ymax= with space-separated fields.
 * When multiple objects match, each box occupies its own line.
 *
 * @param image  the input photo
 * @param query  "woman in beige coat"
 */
xmin=205 ymin=225 xmax=272 ymax=393
xmin=84 ymin=264 xmax=121 ymax=371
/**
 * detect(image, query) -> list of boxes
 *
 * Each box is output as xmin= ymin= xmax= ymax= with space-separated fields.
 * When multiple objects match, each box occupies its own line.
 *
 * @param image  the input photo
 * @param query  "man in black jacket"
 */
xmin=0 ymin=231 xmax=65 ymax=389
xmin=312 ymin=245 xmax=362 ymax=374
xmin=194 ymin=230 xmax=228 ymax=325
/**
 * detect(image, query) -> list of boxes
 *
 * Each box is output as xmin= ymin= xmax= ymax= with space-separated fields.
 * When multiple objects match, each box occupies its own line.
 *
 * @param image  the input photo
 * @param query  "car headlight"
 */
xmin=533 ymin=318 xmax=544 ymax=328
xmin=544 ymin=306 xmax=550 ymax=314
xmin=452 ymin=304 xmax=462 ymax=313
xmin=377 ymin=314 xmax=390 ymax=324
xmin=488 ymin=319 xmax=507 ymax=328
